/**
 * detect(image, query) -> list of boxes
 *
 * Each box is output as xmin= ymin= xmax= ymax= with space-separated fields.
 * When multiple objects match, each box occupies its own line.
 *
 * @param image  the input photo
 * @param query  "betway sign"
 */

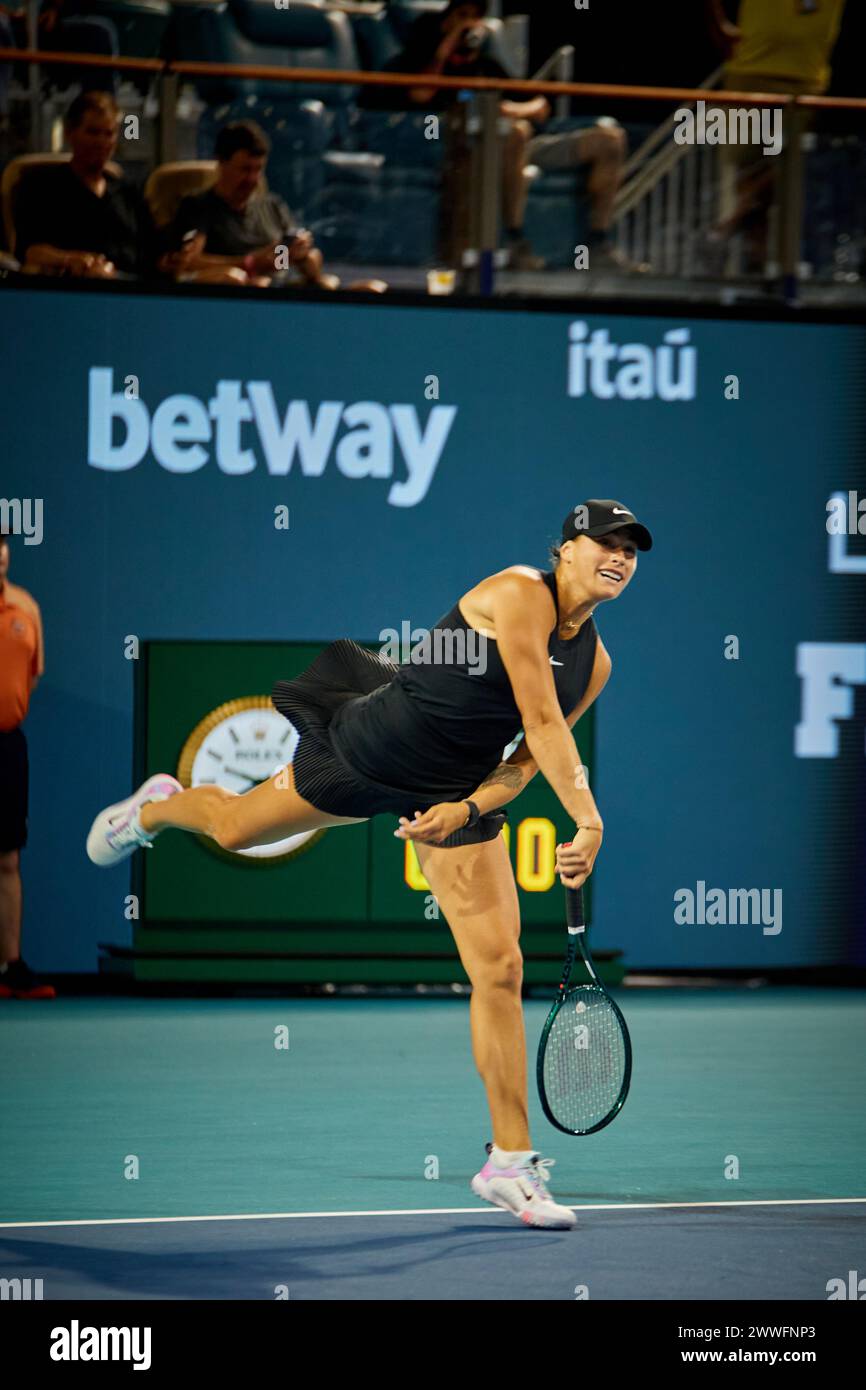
xmin=86 ymin=369 xmax=456 ymax=507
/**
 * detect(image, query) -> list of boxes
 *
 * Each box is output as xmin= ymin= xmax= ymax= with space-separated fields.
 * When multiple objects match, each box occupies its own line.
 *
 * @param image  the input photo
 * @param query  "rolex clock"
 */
xmin=176 ymin=695 xmax=322 ymax=863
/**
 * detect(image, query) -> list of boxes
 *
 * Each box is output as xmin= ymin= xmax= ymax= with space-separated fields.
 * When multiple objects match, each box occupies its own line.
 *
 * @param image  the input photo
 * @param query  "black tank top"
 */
xmin=330 ymin=570 xmax=599 ymax=800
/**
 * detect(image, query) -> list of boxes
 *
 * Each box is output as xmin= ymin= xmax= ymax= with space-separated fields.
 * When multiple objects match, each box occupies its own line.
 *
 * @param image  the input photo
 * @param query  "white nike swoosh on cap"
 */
xmin=611 ymin=507 xmax=629 ymax=514
xmin=550 ymin=657 xmax=564 ymax=666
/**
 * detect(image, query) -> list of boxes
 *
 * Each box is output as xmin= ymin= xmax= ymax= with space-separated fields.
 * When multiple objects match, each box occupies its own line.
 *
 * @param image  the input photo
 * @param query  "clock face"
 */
xmin=178 ymin=698 xmax=321 ymax=862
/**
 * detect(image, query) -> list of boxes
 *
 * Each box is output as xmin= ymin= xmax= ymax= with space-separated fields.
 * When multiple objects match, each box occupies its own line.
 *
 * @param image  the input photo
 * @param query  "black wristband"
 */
xmin=463 ymin=799 xmax=481 ymax=828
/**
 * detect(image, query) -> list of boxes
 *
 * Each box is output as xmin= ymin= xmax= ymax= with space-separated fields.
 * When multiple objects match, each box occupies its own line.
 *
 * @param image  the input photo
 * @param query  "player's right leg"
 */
xmin=415 ymin=833 xmax=576 ymax=1230
xmin=86 ymin=762 xmax=365 ymax=867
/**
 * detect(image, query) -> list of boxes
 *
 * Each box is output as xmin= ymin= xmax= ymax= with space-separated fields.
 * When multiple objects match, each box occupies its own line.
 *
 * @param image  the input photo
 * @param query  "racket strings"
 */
xmin=542 ymin=983 xmax=628 ymax=1133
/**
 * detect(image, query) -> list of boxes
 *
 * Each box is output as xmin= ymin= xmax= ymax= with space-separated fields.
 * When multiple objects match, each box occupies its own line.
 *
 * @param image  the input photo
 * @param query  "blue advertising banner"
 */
xmin=1 ymin=285 xmax=864 ymax=971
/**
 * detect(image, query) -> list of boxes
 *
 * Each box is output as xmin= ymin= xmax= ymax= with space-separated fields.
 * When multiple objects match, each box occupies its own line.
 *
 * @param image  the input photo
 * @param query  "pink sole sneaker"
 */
xmin=471 ymin=1146 xmax=577 ymax=1229
xmin=86 ymin=774 xmax=183 ymax=867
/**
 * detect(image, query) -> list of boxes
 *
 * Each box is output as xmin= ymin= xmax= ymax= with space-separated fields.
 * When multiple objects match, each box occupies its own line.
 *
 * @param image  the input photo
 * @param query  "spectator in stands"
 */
xmin=362 ymin=0 xmax=640 ymax=273
xmin=703 ymin=0 xmax=847 ymax=274
xmin=166 ymin=121 xmax=340 ymax=289
xmin=14 ymin=90 xmax=159 ymax=276
xmin=0 ymin=533 xmax=54 ymax=1001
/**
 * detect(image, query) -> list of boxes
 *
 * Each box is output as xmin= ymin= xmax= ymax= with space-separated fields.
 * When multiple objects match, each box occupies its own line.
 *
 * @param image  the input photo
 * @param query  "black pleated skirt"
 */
xmin=270 ymin=639 xmax=507 ymax=846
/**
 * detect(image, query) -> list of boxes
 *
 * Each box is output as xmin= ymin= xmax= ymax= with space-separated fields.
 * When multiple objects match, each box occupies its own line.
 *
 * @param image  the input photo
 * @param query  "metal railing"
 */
xmin=1 ymin=45 xmax=865 ymax=298
xmin=529 ymin=44 xmax=575 ymax=121
xmin=610 ymin=65 xmax=814 ymax=282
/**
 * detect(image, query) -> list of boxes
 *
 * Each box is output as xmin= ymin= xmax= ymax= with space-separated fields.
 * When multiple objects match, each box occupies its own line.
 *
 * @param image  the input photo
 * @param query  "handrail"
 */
xmin=322 ymin=2 xmax=387 ymax=12
xmin=0 ymin=48 xmax=164 ymax=74
xmin=530 ymin=45 xmax=574 ymax=84
xmin=168 ymin=64 xmax=805 ymax=106
xmin=797 ymin=94 xmax=866 ymax=111
xmin=0 ymin=47 xmax=822 ymax=105
xmin=2 ymin=45 xmax=865 ymax=111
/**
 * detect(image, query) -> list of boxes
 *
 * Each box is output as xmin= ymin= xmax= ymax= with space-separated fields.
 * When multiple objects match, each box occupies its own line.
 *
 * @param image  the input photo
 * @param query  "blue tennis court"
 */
xmin=3 ymin=988 xmax=864 ymax=1300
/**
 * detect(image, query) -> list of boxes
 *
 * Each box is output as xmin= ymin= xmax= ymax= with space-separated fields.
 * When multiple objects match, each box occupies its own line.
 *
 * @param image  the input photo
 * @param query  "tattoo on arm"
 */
xmin=479 ymin=762 xmax=525 ymax=791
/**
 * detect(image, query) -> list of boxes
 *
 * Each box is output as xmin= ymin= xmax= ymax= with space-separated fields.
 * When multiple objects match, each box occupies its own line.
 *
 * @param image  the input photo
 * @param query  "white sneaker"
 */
xmin=471 ymin=1142 xmax=577 ymax=1229
xmin=86 ymin=774 xmax=183 ymax=867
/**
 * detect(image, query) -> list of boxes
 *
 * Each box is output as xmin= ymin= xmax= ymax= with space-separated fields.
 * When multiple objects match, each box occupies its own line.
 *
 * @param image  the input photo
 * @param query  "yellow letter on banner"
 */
xmin=404 ymin=819 xmax=511 ymax=889
xmin=405 ymin=841 xmax=429 ymax=891
xmin=515 ymin=817 xmax=556 ymax=891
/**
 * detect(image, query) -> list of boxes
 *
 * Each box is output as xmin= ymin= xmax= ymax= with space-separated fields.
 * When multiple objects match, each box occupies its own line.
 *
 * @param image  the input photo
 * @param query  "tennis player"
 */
xmin=87 ymin=498 xmax=651 ymax=1229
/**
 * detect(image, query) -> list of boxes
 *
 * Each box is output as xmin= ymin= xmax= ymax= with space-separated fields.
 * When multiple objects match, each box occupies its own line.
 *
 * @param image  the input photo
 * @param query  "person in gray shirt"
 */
xmin=169 ymin=120 xmax=338 ymax=288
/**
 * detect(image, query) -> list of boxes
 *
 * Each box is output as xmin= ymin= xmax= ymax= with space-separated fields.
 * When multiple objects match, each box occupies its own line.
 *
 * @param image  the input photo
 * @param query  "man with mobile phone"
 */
xmin=166 ymin=121 xmax=338 ymax=289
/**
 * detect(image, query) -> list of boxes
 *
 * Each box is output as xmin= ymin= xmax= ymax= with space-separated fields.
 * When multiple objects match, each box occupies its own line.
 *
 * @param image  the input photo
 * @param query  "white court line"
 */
xmin=1 ymin=1197 xmax=865 ymax=1230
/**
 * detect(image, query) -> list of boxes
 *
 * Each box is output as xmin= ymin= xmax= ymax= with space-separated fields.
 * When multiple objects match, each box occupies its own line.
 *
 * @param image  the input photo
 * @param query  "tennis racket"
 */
xmin=536 ymin=868 xmax=632 ymax=1135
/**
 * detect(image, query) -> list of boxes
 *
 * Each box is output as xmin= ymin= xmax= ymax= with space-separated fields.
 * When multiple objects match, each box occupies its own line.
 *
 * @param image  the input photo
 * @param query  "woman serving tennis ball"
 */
xmin=87 ymin=498 xmax=651 ymax=1230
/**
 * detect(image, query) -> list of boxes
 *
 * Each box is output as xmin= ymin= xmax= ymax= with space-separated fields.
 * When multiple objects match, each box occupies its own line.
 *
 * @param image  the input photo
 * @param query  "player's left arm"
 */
xmin=394 ymin=639 xmax=611 ymax=843
xmin=462 ymin=636 xmax=612 ymax=813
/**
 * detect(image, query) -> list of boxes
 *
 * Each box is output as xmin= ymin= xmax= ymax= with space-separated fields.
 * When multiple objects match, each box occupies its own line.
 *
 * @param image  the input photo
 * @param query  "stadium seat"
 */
xmin=385 ymin=1 xmax=445 ymax=43
xmin=377 ymin=172 xmax=440 ymax=264
xmin=33 ymin=0 xmax=171 ymax=97
xmin=341 ymin=110 xmax=442 ymax=266
xmin=66 ymin=0 xmax=172 ymax=58
xmin=523 ymin=171 xmax=590 ymax=268
xmin=349 ymin=7 xmax=401 ymax=73
xmin=350 ymin=108 xmax=443 ymax=170
xmin=144 ymin=159 xmax=223 ymax=228
xmin=308 ymin=150 xmax=385 ymax=261
xmin=169 ymin=0 xmax=360 ymax=119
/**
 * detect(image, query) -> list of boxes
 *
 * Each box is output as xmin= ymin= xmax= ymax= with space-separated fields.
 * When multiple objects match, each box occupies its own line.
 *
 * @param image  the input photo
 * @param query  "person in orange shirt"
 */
xmin=0 ymin=533 xmax=54 ymax=1000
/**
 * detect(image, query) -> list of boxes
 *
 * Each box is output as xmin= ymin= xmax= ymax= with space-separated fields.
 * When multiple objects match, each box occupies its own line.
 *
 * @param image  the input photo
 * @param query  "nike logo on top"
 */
xmin=611 ymin=507 xmax=629 ymax=514
xmin=550 ymin=657 xmax=564 ymax=666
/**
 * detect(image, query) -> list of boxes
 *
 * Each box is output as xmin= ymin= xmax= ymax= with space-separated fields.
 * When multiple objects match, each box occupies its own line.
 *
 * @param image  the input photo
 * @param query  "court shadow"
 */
xmin=0 ymin=1217 xmax=569 ymax=1299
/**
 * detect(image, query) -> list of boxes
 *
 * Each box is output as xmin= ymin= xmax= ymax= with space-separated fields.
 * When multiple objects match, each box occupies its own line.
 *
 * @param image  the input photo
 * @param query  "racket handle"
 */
xmin=565 ymin=884 xmax=585 ymax=933
xmin=558 ymin=845 xmax=586 ymax=934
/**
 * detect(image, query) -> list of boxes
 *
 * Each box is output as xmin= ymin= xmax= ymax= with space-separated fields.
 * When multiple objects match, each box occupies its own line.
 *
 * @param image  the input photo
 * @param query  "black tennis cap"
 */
xmin=561 ymin=499 xmax=653 ymax=552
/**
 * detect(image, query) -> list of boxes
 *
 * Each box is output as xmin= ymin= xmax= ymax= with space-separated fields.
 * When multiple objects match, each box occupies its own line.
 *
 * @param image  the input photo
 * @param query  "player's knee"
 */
xmin=211 ymin=792 xmax=246 ymax=851
xmin=214 ymin=821 xmax=249 ymax=853
xmin=214 ymin=823 xmax=243 ymax=852
xmin=478 ymin=947 xmax=523 ymax=992
xmin=0 ymin=849 xmax=20 ymax=876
